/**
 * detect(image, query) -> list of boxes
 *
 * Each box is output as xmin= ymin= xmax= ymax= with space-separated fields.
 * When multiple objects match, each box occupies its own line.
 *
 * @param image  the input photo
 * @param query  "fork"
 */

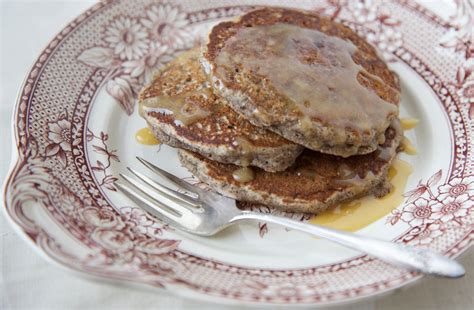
xmin=116 ymin=157 xmax=465 ymax=278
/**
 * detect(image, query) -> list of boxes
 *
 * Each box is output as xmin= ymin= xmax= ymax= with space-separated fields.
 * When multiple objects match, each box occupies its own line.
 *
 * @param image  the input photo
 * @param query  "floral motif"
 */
xmin=366 ymin=26 xmax=402 ymax=55
xmin=44 ymin=116 xmax=72 ymax=167
xmin=403 ymin=170 xmax=442 ymax=203
xmin=120 ymin=206 xmax=173 ymax=238
xmin=439 ymin=0 xmax=474 ymax=58
xmin=5 ymin=0 xmax=474 ymax=305
xmin=440 ymin=0 xmax=474 ymax=118
xmin=104 ymin=16 xmax=149 ymax=61
xmin=48 ymin=119 xmax=72 ymax=152
xmin=393 ymin=171 xmax=472 ymax=236
xmin=77 ymin=3 xmax=248 ymax=115
xmin=315 ymin=0 xmax=402 ymax=60
xmin=400 ymin=198 xmax=440 ymax=226
xmin=141 ymin=3 xmax=190 ymax=49
xmin=78 ymin=3 xmax=193 ymax=115
xmin=388 ymin=169 xmax=443 ymax=227
xmin=347 ymin=0 xmax=377 ymax=23
xmin=438 ymin=176 xmax=474 ymax=199
xmin=87 ymin=129 xmax=119 ymax=191
xmin=58 ymin=190 xmax=83 ymax=216
xmin=91 ymin=229 xmax=135 ymax=253
xmin=463 ymin=81 xmax=474 ymax=98
xmin=80 ymin=207 xmax=125 ymax=229
xmin=431 ymin=194 xmax=471 ymax=223
xmin=413 ymin=223 xmax=444 ymax=246
xmin=122 ymin=43 xmax=171 ymax=83
xmin=105 ymin=75 xmax=140 ymax=115
xmin=65 ymin=192 xmax=181 ymax=265
xmin=87 ymin=207 xmax=179 ymax=264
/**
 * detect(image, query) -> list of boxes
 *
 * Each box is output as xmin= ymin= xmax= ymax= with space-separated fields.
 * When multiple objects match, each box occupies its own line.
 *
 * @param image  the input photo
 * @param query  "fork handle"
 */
xmin=232 ymin=213 xmax=465 ymax=278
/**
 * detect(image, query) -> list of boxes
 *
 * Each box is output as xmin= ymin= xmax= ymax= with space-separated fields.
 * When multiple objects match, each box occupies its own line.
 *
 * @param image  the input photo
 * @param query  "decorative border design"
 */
xmin=3 ymin=0 xmax=474 ymax=306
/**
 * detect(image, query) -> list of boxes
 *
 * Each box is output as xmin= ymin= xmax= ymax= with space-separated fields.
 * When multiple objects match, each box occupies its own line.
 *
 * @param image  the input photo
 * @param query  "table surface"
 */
xmin=1 ymin=1 xmax=473 ymax=309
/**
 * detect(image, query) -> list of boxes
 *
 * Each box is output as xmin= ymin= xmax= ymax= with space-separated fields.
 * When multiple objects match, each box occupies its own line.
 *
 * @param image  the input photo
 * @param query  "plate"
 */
xmin=3 ymin=0 xmax=474 ymax=306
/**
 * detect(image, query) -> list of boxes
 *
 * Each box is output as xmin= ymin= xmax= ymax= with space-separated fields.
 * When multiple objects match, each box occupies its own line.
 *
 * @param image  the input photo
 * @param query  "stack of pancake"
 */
xmin=138 ymin=8 xmax=402 ymax=214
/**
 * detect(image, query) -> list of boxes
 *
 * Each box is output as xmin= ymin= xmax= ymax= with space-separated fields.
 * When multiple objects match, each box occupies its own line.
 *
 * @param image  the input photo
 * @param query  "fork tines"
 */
xmin=117 ymin=157 xmax=204 ymax=222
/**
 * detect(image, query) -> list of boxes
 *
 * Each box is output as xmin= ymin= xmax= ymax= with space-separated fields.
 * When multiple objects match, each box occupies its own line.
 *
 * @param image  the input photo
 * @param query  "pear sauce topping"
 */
xmin=214 ymin=24 xmax=398 ymax=144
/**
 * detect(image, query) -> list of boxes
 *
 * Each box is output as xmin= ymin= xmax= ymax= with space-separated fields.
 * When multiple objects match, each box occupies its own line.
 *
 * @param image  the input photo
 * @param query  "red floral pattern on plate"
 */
xmin=415 ymin=223 xmax=444 ymax=246
xmin=87 ymin=129 xmax=119 ymax=191
xmin=3 ymin=0 xmax=474 ymax=306
xmin=390 ymin=170 xmax=473 ymax=228
xmin=77 ymin=2 xmax=202 ymax=115
xmin=400 ymin=198 xmax=440 ymax=227
xmin=45 ymin=113 xmax=72 ymax=167
xmin=431 ymin=194 xmax=471 ymax=223
xmin=316 ymin=0 xmax=402 ymax=61
xmin=439 ymin=0 xmax=474 ymax=119
xmin=438 ymin=176 xmax=474 ymax=199
xmin=141 ymin=3 xmax=191 ymax=48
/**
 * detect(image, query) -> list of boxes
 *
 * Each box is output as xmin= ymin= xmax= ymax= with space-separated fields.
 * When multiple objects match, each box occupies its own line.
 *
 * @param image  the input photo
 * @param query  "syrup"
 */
xmin=401 ymin=136 xmax=417 ymax=155
xmin=232 ymin=167 xmax=255 ymax=183
xmin=400 ymin=118 xmax=419 ymax=130
xmin=215 ymin=24 xmax=399 ymax=141
xmin=135 ymin=127 xmax=160 ymax=145
xmin=139 ymin=95 xmax=210 ymax=126
xmin=310 ymin=159 xmax=412 ymax=231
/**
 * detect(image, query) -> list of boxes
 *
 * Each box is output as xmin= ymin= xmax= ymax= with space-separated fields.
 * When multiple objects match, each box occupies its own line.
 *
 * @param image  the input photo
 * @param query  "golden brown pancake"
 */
xmin=179 ymin=120 xmax=403 ymax=214
xmin=202 ymin=7 xmax=400 ymax=157
xmin=139 ymin=48 xmax=303 ymax=172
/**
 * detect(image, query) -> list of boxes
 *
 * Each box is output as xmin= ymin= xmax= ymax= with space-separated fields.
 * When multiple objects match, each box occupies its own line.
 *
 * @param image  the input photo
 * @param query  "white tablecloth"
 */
xmin=1 ymin=1 xmax=473 ymax=309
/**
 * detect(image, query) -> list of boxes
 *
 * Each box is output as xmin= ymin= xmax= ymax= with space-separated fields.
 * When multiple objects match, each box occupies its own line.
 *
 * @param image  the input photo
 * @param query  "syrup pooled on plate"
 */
xmin=310 ymin=159 xmax=413 ymax=231
xmin=400 ymin=136 xmax=417 ymax=155
xmin=400 ymin=118 xmax=418 ymax=155
xmin=135 ymin=127 xmax=160 ymax=145
xmin=400 ymin=118 xmax=419 ymax=130
xmin=310 ymin=118 xmax=419 ymax=230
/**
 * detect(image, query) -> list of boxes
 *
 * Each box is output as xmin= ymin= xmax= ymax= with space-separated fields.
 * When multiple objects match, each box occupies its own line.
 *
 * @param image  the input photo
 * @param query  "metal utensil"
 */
xmin=116 ymin=157 xmax=465 ymax=278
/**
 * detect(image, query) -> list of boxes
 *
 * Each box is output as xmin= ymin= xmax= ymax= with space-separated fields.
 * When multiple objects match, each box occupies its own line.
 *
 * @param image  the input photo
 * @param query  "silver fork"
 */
xmin=116 ymin=157 xmax=465 ymax=278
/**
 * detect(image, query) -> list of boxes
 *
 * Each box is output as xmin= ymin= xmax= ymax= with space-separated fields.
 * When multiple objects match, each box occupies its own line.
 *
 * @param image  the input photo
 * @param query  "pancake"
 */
xmin=138 ymin=48 xmax=303 ymax=172
xmin=179 ymin=120 xmax=403 ymax=214
xmin=202 ymin=7 xmax=400 ymax=157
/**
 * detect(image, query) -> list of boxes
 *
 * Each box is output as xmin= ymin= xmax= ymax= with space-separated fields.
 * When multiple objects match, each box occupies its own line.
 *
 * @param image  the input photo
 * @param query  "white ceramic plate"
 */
xmin=3 ymin=0 xmax=474 ymax=306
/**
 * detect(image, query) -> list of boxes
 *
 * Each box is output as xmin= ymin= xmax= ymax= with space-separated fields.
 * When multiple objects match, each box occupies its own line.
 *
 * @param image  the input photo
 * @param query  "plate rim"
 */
xmin=2 ymin=0 xmax=473 ymax=306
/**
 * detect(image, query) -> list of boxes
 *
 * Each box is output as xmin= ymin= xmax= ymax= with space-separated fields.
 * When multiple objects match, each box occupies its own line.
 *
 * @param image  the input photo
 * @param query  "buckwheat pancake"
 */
xmin=202 ymin=7 xmax=400 ymax=157
xmin=138 ymin=48 xmax=303 ymax=172
xmin=179 ymin=120 xmax=403 ymax=214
